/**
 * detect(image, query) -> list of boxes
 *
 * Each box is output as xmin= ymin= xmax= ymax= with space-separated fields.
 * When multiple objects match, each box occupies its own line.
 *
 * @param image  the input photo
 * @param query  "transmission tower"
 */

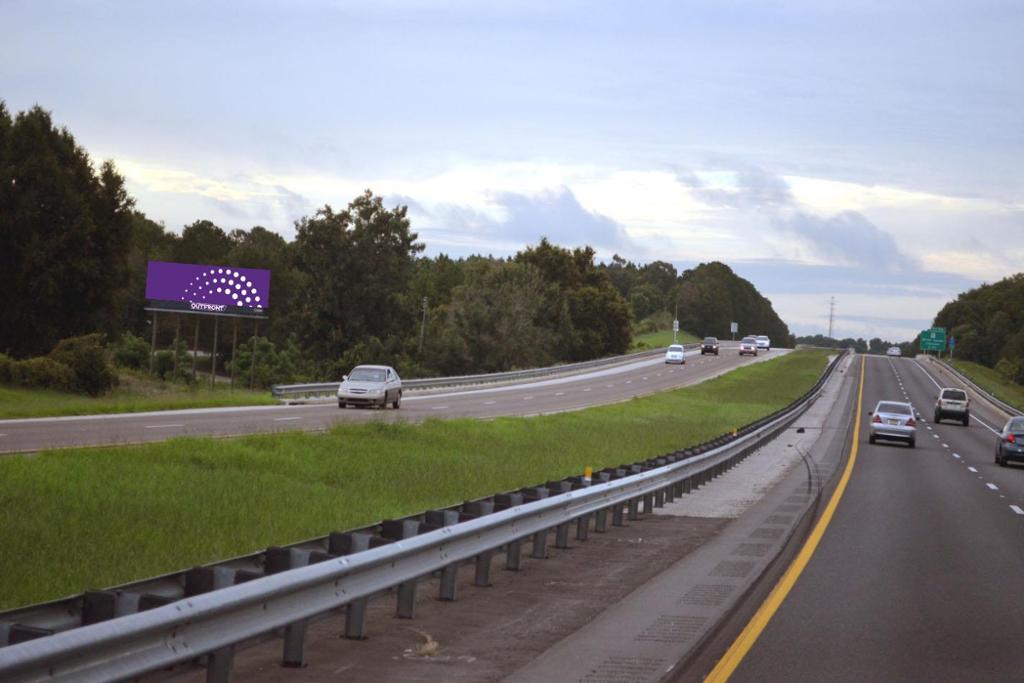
xmin=828 ymin=296 xmax=836 ymax=339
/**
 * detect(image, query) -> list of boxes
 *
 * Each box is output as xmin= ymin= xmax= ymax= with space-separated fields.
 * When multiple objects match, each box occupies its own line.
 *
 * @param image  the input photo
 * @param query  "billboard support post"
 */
xmin=192 ymin=318 xmax=200 ymax=382
xmin=250 ymin=321 xmax=259 ymax=391
xmin=211 ymin=316 xmax=220 ymax=391
xmin=173 ymin=317 xmax=181 ymax=374
xmin=149 ymin=311 xmax=158 ymax=375
xmin=231 ymin=319 xmax=238 ymax=392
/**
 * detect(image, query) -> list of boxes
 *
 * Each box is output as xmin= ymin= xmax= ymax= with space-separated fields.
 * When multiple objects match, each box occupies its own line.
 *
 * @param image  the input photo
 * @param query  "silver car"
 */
xmin=868 ymin=400 xmax=917 ymax=448
xmin=755 ymin=335 xmax=771 ymax=351
xmin=338 ymin=364 xmax=402 ymax=409
xmin=665 ymin=344 xmax=686 ymax=364
xmin=739 ymin=336 xmax=758 ymax=356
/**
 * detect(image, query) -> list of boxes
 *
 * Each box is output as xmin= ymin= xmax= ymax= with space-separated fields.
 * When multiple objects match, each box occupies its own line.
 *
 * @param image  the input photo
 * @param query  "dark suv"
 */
xmin=934 ymin=387 xmax=969 ymax=426
xmin=701 ymin=337 xmax=719 ymax=355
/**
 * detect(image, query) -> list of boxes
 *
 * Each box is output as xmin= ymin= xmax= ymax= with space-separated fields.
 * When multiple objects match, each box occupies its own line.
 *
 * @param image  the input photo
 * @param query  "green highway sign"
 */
xmin=920 ymin=327 xmax=946 ymax=352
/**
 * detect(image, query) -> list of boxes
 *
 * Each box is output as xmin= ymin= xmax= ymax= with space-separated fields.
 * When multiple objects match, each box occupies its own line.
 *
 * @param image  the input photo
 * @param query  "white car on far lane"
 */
xmin=755 ymin=335 xmax=771 ymax=351
xmin=338 ymin=364 xmax=402 ymax=409
xmin=664 ymin=344 xmax=686 ymax=364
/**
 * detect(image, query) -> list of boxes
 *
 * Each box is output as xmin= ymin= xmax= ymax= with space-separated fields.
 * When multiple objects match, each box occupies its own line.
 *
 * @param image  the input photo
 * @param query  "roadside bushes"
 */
xmin=0 ymin=334 xmax=117 ymax=395
xmin=109 ymin=332 xmax=150 ymax=370
xmin=229 ymin=336 xmax=308 ymax=388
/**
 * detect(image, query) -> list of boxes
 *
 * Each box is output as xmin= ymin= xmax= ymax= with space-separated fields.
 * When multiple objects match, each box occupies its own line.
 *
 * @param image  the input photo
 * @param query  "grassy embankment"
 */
xmin=0 ymin=371 xmax=277 ymax=419
xmin=631 ymin=328 xmax=700 ymax=350
xmin=947 ymin=359 xmax=1024 ymax=413
xmin=0 ymin=349 xmax=832 ymax=610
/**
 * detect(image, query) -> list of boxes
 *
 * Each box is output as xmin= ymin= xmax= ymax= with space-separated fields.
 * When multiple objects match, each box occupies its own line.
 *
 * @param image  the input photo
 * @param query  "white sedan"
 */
xmin=664 ymin=344 xmax=686 ymax=364
xmin=338 ymin=364 xmax=402 ymax=409
xmin=755 ymin=335 xmax=771 ymax=351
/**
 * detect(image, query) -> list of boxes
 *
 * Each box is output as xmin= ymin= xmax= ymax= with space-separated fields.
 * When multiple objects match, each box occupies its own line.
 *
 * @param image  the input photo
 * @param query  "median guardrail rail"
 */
xmin=927 ymin=356 xmax=1022 ymax=417
xmin=271 ymin=343 xmax=703 ymax=400
xmin=0 ymin=350 xmax=845 ymax=682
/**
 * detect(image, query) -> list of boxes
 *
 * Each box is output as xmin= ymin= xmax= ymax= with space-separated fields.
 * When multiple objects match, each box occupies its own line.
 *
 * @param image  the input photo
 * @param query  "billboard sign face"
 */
xmin=145 ymin=261 xmax=271 ymax=318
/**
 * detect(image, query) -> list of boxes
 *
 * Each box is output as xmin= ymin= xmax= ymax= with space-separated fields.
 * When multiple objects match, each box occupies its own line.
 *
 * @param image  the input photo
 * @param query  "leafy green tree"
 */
xmin=174 ymin=220 xmax=232 ymax=265
xmin=0 ymin=103 xmax=134 ymax=356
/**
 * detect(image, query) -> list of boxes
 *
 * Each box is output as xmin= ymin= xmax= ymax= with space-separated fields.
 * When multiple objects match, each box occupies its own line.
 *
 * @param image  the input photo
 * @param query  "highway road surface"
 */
xmin=0 ymin=344 xmax=783 ymax=454
xmin=701 ymin=354 xmax=1024 ymax=681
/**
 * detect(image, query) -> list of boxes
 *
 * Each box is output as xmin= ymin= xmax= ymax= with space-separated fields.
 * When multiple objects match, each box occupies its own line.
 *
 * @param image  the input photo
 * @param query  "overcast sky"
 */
xmin=3 ymin=0 xmax=1022 ymax=341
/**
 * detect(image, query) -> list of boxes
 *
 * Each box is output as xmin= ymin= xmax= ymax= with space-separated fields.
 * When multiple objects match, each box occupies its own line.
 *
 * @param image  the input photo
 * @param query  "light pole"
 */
xmin=418 ymin=296 xmax=428 ymax=355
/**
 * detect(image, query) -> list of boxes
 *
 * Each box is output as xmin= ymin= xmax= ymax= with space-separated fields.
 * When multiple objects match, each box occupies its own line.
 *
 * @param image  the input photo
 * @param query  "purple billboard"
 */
xmin=145 ymin=261 xmax=271 ymax=317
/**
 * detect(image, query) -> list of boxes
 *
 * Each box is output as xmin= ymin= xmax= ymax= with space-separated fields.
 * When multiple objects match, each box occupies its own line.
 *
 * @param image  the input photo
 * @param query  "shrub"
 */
xmin=110 ymin=332 xmax=150 ymax=370
xmin=10 ymin=357 xmax=74 ymax=391
xmin=49 ymin=334 xmax=117 ymax=396
xmin=228 ymin=336 xmax=309 ymax=388
xmin=0 ymin=353 xmax=13 ymax=383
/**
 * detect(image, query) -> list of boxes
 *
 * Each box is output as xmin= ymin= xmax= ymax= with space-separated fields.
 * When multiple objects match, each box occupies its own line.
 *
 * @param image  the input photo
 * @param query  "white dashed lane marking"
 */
xmin=987 ymin=483 xmax=999 ymax=491
xmin=555 ymin=392 xmax=565 ymax=397
xmin=523 ymin=396 xmax=534 ymax=401
xmin=144 ymin=424 xmax=185 ymax=429
xmin=432 ymin=406 xmax=448 ymax=410
xmin=968 ymin=466 xmax=978 ymax=472
xmin=583 ymin=388 xmax=591 ymax=392
xmin=1011 ymin=505 xmax=1024 ymax=515
xmin=483 ymin=401 xmax=496 ymax=405
xmin=273 ymin=417 xmax=302 ymax=422
xmin=953 ymin=453 xmax=961 ymax=459
xmin=942 ymin=443 xmax=949 ymax=448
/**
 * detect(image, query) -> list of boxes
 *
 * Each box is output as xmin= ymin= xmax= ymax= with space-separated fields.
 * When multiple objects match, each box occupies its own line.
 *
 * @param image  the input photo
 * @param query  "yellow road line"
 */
xmin=704 ymin=354 xmax=865 ymax=682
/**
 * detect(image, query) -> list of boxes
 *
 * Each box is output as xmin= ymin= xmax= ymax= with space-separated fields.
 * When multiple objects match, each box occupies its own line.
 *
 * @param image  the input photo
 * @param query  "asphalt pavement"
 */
xmin=716 ymin=354 xmax=1024 ymax=681
xmin=0 ymin=344 xmax=783 ymax=453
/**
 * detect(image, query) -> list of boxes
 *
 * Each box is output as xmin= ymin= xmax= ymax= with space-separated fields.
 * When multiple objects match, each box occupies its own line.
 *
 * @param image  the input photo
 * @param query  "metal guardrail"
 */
xmin=0 ymin=349 xmax=845 ymax=682
xmin=271 ymin=343 xmax=704 ymax=399
xmin=927 ymin=356 xmax=1022 ymax=417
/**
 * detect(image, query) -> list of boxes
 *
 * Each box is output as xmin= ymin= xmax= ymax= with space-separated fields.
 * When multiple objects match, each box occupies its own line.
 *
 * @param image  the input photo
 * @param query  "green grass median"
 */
xmin=947 ymin=359 xmax=1024 ymax=413
xmin=0 ymin=349 xmax=832 ymax=610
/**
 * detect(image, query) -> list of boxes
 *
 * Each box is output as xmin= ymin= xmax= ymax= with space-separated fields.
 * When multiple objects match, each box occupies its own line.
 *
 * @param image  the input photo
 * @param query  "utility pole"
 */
xmin=418 ymin=296 xmax=428 ymax=355
xmin=673 ymin=302 xmax=679 ymax=344
xmin=828 ymin=296 xmax=836 ymax=339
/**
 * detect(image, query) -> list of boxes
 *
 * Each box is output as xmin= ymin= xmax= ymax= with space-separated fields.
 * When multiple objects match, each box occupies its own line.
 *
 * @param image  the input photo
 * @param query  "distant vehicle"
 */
xmin=665 ymin=344 xmax=686 ymax=364
xmin=701 ymin=337 xmax=719 ymax=355
xmin=869 ymin=400 xmax=917 ymax=448
xmin=995 ymin=416 xmax=1024 ymax=467
xmin=886 ymin=346 xmax=902 ymax=357
xmin=338 ymin=364 xmax=402 ymax=409
xmin=755 ymin=335 xmax=771 ymax=351
xmin=934 ymin=388 xmax=969 ymax=426
xmin=739 ymin=337 xmax=758 ymax=356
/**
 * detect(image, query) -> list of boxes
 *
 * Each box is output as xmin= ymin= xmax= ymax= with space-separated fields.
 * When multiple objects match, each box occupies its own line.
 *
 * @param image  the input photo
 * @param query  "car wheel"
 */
xmin=869 ymin=435 xmax=876 ymax=445
xmin=998 ymin=451 xmax=1007 ymax=467
xmin=392 ymin=391 xmax=401 ymax=409
xmin=933 ymin=413 xmax=940 ymax=423
xmin=908 ymin=438 xmax=916 ymax=449
xmin=338 ymin=400 xmax=346 ymax=409
xmin=963 ymin=414 xmax=970 ymax=427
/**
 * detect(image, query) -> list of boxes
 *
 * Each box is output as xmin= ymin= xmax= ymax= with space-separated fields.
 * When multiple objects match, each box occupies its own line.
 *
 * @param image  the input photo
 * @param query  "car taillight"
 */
xmin=906 ymin=418 xmax=916 ymax=427
xmin=872 ymin=415 xmax=881 ymax=423
xmin=1009 ymin=433 xmax=1017 ymax=444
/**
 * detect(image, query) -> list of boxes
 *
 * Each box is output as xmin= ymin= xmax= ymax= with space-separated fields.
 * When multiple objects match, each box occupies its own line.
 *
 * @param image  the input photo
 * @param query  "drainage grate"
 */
xmin=709 ymin=560 xmax=756 ymax=578
xmin=749 ymin=527 xmax=784 ymax=540
xmin=582 ymin=655 xmax=666 ymax=682
xmin=731 ymin=543 xmax=772 ymax=557
xmin=635 ymin=615 xmax=708 ymax=644
xmin=679 ymin=584 xmax=735 ymax=607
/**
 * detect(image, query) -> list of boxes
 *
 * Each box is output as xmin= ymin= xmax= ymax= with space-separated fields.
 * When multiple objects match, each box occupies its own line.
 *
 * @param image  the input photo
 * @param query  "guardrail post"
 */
xmin=282 ymin=619 xmax=308 ymax=668
xmin=612 ymin=502 xmax=625 ymax=526
xmin=397 ymin=580 xmax=418 ymax=618
xmin=654 ymin=488 xmax=665 ymax=507
xmin=642 ymin=493 xmax=654 ymax=514
xmin=439 ymin=564 xmax=458 ymax=601
xmin=555 ymin=522 xmax=571 ymax=548
xmin=595 ymin=508 xmax=608 ymax=532
xmin=665 ymin=483 xmax=675 ymax=503
xmin=532 ymin=529 xmax=549 ymax=558
xmin=628 ymin=497 xmax=640 ymax=520
xmin=474 ymin=551 xmax=493 ymax=586
xmin=576 ymin=514 xmax=591 ymax=540
xmin=345 ymin=598 xmax=368 ymax=639
xmin=206 ymin=645 xmax=234 ymax=683
xmin=506 ymin=539 xmax=523 ymax=570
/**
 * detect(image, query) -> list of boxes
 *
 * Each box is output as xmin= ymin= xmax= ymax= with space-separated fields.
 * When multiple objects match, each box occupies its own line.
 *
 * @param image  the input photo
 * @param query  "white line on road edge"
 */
xmin=431 ymin=406 xmax=448 ymax=410
xmin=583 ymin=388 xmax=591 ymax=392
xmin=1011 ymin=505 xmax=1024 ymax=515
xmin=523 ymin=396 xmax=534 ymax=400
xmin=273 ymin=417 xmax=302 ymax=422
xmin=968 ymin=466 xmax=978 ymax=472
xmin=483 ymin=401 xmax=496 ymax=405
xmin=143 ymin=424 xmax=185 ymax=429
xmin=555 ymin=392 xmax=565 ymax=396
xmin=987 ymin=483 xmax=999 ymax=490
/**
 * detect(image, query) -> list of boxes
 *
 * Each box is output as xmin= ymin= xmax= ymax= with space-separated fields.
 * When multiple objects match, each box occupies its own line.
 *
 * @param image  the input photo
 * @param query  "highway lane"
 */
xmin=718 ymin=354 xmax=1024 ymax=681
xmin=0 ymin=344 xmax=784 ymax=454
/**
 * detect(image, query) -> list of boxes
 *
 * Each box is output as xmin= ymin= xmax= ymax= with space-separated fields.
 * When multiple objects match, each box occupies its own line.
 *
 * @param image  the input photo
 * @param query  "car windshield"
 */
xmin=704 ymin=338 xmax=717 ymax=344
xmin=877 ymin=402 xmax=911 ymax=415
xmin=742 ymin=337 xmax=756 ymax=343
xmin=1008 ymin=418 xmax=1024 ymax=432
xmin=668 ymin=345 xmax=683 ymax=352
xmin=942 ymin=390 xmax=967 ymax=401
xmin=757 ymin=336 xmax=768 ymax=340
xmin=349 ymin=368 xmax=386 ymax=382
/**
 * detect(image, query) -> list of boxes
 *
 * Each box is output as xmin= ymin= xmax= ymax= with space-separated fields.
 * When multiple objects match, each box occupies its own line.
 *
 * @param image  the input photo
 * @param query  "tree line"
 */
xmin=1 ymin=102 xmax=794 ymax=387
xmin=933 ymin=274 xmax=1024 ymax=382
